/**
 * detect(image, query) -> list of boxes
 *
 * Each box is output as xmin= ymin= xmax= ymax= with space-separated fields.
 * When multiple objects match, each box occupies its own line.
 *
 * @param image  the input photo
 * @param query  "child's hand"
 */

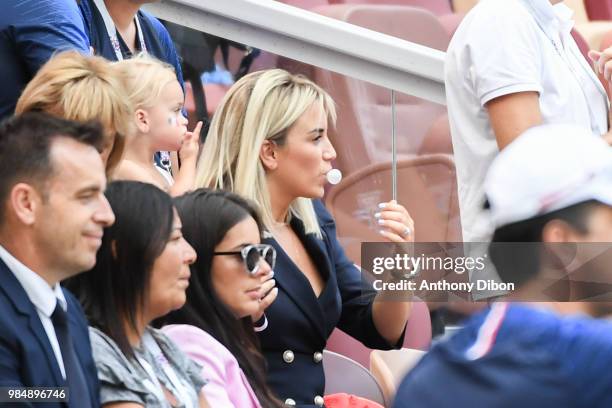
xmin=179 ymin=121 xmax=202 ymax=163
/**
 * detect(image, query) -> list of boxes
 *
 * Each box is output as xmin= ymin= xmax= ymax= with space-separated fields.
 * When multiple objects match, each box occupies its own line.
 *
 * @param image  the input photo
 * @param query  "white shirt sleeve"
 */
xmin=465 ymin=7 xmax=544 ymax=107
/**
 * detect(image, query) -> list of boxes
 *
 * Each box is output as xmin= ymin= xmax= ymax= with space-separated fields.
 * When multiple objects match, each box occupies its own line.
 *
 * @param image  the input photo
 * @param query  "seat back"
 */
xmin=438 ymin=12 xmax=465 ymax=37
xmin=322 ymin=350 xmax=387 ymax=406
xmin=327 ymin=0 xmax=453 ymax=16
xmin=281 ymin=0 xmax=330 ymax=9
xmin=585 ymin=0 xmax=612 ymax=20
xmin=325 ymin=156 xmax=462 ymax=264
xmin=304 ymin=5 xmax=449 ymax=175
xmin=369 ymin=348 xmax=426 ymax=403
xmin=418 ymin=113 xmax=453 ymax=155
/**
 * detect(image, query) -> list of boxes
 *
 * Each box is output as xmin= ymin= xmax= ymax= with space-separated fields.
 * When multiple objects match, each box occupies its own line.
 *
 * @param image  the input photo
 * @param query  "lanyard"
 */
xmin=92 ymin=0 xmax=147 ymax=61
xmin=135 ymin=355 xmax=169 ymax=406
xmin=138 ymin=332 xmax=198 ymax=408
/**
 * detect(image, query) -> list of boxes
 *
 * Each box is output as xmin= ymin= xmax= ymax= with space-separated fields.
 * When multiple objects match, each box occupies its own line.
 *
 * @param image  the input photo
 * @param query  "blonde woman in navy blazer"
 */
xmin=195 ymin=69 xmax=415 ymax=407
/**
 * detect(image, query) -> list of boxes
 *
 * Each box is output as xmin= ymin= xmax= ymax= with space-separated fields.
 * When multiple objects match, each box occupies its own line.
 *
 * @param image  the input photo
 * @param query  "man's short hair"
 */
xmin=0 ymin=112 xmax=104 ymax=224
xmin=489 ymin=199 xmax=600 ymax=287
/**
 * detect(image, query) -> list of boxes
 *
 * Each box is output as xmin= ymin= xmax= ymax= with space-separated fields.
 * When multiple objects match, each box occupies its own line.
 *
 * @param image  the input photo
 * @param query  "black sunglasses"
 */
xmin=213 ymin=244 xmax=276 ymax=275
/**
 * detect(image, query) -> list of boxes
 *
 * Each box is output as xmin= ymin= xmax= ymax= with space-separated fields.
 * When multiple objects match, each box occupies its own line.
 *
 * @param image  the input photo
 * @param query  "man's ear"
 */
xmin=542 ymin=219 xmax=580 ymax=243
xmin=542 ymin=219 xmax=579 ymax=269
xmin=260 ymin=140 xmax=278 ymax=171
xmin=135 ymin=109 xmax=150 ymax=134
xmin=10 ymin=183 xmax=42 ymax=226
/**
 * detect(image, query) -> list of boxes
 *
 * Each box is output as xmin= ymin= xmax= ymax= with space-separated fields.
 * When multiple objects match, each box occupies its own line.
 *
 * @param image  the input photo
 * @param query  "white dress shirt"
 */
xmin=0 ymin=245 xmax=67 ymax=378
xmin=445 ymin=0 xmax=609 ymax=243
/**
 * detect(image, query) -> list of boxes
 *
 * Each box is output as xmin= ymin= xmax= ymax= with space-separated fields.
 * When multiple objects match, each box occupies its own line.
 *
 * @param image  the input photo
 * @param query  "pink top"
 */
xmin=162 ymin=324 xmax=262 ymax=408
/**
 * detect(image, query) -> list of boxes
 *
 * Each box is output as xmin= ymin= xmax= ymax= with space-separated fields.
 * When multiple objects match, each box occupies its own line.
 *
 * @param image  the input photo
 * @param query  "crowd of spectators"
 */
xmin=2 ymin=1 xmax=612 ymax=408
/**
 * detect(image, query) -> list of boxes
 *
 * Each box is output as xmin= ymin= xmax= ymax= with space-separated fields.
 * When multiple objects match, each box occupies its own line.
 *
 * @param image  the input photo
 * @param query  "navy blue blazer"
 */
xmin=0 ymin=259 xmax=100 ymax=408
xmin=260 ymin=200 xmax=404 ymax=407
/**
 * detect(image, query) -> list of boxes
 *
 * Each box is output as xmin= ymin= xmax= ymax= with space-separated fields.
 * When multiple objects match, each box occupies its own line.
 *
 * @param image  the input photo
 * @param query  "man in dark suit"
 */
xmin=0 ymin=113 xmax=115 ymax=407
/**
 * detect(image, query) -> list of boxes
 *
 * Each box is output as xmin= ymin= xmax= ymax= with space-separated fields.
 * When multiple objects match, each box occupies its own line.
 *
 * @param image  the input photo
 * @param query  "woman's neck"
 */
xmin=103 ymin=0 xmax=140 ymax=32
xmin=267 ymin=178 xmax=293 ymax=224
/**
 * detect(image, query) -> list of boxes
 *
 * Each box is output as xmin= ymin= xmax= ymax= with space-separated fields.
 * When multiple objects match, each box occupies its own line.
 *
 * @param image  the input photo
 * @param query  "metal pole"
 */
xmin=391 ymin=89 xmax=397 ymax=202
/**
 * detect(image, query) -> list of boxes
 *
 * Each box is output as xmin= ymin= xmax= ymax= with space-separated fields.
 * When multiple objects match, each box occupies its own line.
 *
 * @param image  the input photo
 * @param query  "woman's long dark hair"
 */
xmin=65 ymin=181 xmax=174 ymax=358
xmin=158 ymin=189 xmax=283 ymax=408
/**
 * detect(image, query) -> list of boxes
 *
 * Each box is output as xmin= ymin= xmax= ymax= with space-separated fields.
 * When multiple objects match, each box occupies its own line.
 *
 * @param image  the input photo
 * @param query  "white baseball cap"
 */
xmin=484 ymin=124 xmax=612 ymax=228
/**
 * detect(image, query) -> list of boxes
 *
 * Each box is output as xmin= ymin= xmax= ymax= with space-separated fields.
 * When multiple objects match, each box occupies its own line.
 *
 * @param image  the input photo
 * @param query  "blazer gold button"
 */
xmin=314 ymin=395 xmax=325 ymax=406
xmin=284 ymin=398 xmax=296 ymax=406
xmin=283 ymin=350 xmax=295 ymax=363
xmin=313 ymin=351 xmax=323 ymax=363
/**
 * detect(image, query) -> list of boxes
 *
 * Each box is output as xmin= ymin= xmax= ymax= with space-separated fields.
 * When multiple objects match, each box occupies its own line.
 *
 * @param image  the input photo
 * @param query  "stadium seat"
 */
xmin=369 ymin=348 xmax=425 ymax=404
xmin=327 ymin=0 xmax=452 ymax=16
xmin=584 ymin=0 xmax=612 ymax=21
xmin=418 ymin=113 xmax=453 ymax=155
xmin=322 ymin=350 xmax=387 ymax=406
xmin=304 ymin=5 xmax=450 ymax=172
xmin=281 ymin=0 xmax=329 ymax=9
xmin=325 ymin=156 xmax=461 ymax=261
xmin=326 ymin=0 xmax=464 ymax=36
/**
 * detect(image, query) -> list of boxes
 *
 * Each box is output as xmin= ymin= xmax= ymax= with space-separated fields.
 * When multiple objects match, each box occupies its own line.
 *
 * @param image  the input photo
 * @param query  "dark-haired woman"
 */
xmin=65 ymin=181 xmax=210 ymax=408
xmin=159 ymin=189 xmax=284 ymax=408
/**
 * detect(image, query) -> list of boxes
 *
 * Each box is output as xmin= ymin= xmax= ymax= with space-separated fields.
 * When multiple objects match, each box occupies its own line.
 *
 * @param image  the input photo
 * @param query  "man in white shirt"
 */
xmin=0 ymin=113 xmax=115 ymax=407
xmin=446 ymin=0 xmax=609 ymax=244
xmin=445 ymin=0 xmax=610 ymax=298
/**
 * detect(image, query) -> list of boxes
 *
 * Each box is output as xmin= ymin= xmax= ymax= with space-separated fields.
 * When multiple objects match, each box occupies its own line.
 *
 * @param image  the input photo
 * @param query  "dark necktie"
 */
xmin=51 ymin=304 xmax=92 ymax=408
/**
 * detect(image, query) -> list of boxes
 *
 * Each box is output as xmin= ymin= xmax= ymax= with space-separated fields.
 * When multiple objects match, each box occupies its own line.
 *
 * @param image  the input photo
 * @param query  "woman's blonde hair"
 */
xmin=195 ymin=69 xmax=337 ymax=237
xmin=113 ymin=53 xmax=178 ymax=110
xmin=15 ymin=51 xmax=133 ymax=174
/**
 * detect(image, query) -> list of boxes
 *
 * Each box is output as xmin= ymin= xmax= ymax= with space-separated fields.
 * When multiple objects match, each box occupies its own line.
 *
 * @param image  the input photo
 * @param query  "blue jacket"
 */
xmin=260 ymin=201 xmax=403 ymax=407
xmin=0 ymin=259 xmax=100 ymax=408
xmin=394 ymin=304 xmax=612 ymax=408
xmin=0 ymin=0 xmax=90 ymax=120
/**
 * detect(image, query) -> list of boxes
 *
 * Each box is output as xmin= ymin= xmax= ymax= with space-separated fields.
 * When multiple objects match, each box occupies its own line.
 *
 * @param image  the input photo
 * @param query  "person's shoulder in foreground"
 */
xmin=0 ymin=0 xmax=89 ymax=119
xmin=393 ymin=303 xmax=612 ymax=408
xmin=0 ymin=267 xmax=99 ymax=403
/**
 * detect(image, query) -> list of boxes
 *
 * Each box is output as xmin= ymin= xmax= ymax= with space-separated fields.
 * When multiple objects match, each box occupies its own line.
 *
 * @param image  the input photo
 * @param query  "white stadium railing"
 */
xmin=142 ymin=0 xmax=446 ymax=104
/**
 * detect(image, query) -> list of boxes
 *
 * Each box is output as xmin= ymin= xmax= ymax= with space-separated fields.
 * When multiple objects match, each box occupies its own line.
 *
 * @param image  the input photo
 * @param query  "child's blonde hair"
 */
xmin=114 ymin=53 xmax=179 ymax=110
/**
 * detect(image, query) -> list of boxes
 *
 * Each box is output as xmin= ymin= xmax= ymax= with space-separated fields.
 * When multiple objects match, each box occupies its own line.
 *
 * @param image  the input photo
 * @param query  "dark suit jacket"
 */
xmin=260 ymin=200 xmax=405 ymax=407
xmin=0 ymin=259 xmax=100 ymax=408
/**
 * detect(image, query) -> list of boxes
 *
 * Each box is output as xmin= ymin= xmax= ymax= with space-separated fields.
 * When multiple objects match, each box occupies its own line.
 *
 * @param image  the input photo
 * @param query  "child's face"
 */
xmin=147 ymin=80 xmax=188 ymax=152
